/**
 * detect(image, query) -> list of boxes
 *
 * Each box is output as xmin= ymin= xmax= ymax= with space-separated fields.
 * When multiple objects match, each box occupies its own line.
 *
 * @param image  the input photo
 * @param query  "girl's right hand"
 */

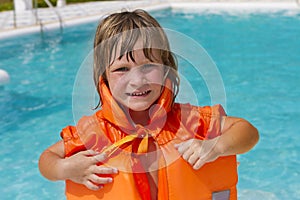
xmin=62 ymin=150 xmax=118 ymax=190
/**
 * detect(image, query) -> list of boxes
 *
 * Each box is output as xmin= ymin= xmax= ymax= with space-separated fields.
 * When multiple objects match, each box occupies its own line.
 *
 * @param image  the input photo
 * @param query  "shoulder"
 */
xmin=60 ymin=125 xmax=77 ymax=141
xmin=61 ymin=110 xmax=106 ymax=141
xmin=76 ymin=110 xmax=108 ymax=137
xmin=169 ymin=103 xmax=225 ymax=139
xmin=173 ymin=103 xmax=226 ymax=116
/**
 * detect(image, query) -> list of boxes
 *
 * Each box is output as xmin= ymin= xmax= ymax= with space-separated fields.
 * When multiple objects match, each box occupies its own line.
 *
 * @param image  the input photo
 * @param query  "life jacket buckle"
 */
xmin=212 ymin=189 xmax=230 ymax=200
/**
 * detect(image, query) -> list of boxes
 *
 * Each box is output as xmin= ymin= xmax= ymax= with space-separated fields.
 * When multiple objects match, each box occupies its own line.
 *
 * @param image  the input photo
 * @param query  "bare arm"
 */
xmin=217 ymin=117 xmax=259 ymax=156
xmin=38 ymin=140 xmax=118 ymax=190
xmin=175 ymin=117 xmax=259 ymax=170
xmin=38 ymin=140 xmax=66 ymax=181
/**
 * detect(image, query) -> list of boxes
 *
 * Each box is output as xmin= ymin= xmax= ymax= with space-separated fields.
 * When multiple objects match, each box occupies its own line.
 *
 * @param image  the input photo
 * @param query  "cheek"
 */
xmin=148 ymin=70 xmax=165 ymax=85
xmin=108 ymin=75 xmax=124 ymax=95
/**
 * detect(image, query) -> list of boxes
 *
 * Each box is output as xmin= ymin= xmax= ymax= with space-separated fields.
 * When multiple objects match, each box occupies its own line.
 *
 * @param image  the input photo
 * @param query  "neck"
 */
xmin=129 ymin=109 xmax=150 ymax=126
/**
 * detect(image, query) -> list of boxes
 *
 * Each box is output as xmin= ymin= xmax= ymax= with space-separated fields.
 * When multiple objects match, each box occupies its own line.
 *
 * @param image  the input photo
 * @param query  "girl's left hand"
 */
xmin=174 ymin=137 xmax=222 ymax=170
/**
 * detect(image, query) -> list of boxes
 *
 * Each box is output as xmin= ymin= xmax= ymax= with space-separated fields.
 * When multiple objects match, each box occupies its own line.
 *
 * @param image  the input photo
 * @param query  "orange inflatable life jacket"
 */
xmin=61 ymin=79 xmax=238 ymax=200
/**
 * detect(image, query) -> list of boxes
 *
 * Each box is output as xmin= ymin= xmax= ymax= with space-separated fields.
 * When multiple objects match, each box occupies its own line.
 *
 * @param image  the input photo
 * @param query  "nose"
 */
xmin=127 ymin=67 xmax=146 ymax=86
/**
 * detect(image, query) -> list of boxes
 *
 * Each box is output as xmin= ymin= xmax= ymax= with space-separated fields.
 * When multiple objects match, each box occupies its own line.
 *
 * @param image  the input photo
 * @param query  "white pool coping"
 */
xmin=0 ymin=1 xmax=299 ymax=39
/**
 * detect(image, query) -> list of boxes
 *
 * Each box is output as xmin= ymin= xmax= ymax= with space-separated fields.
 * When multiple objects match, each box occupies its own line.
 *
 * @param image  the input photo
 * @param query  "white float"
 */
xmin=0 ymin=69 xmax=10 ymax=86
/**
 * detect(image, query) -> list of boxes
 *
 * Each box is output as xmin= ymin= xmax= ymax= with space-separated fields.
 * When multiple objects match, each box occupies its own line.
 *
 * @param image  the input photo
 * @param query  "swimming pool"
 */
xmin=0 ymin=6 xmax=299 ymax=200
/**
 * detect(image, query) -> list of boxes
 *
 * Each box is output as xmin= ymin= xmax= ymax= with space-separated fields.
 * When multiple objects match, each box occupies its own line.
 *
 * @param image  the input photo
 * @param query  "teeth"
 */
xmin=130 ymin=90 xmax=150 ymax=96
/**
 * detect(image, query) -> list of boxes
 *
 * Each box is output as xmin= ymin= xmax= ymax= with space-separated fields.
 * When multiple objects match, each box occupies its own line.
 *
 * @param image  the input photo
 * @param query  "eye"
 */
xmin=141 ymin=64 xmax=159 ymax=72
xmin=113 ymin=67 xmax=129 ymax=72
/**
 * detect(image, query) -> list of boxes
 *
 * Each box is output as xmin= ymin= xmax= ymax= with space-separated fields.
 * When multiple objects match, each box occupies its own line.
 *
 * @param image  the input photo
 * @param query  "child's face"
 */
xmin=106 ymin=47 xmax=165 ymax=112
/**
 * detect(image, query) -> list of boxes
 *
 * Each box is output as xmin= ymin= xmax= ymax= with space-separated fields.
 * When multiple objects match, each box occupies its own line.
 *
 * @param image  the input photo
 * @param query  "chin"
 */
xmin=128 ymin=104 xmax=152 ymax=112
xmin=129 ymin=107 xmax=149 ymax=112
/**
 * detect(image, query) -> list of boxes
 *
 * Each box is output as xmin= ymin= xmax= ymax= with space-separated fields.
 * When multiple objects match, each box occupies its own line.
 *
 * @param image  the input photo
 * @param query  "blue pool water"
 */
xmin=0 ymin=8 xmax=300 ymax=199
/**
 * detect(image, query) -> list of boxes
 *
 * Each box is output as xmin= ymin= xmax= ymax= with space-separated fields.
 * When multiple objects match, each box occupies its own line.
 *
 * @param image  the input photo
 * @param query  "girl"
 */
xmin=39 ymin=9 xmax=259 ymax=200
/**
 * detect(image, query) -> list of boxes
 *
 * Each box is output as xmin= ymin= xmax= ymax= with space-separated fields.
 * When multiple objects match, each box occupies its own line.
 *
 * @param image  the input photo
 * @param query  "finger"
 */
xmin=91 ymin=152 xmax=108 ymax=164
xmin=182 ymin=148 xmax=193 ymax=161
xmin=89 ymin=174 xmax=113 ymax=185
xmin=193 ymin=151 xmax=218 ymax=170
xmin=193 ymin=157 xmax=206 ymax=170
xmin=187 ymin=153 xmax=199 ymax=166
xmin=176 ymin=139 xmax=194 ymax=154
xmin=85 ymin=180 xmax=102 ymax=191
xmin=93 ymin=166 xmax=118 ymax=174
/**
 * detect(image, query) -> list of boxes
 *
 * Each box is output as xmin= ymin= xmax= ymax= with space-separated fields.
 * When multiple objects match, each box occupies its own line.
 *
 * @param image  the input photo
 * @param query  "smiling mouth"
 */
xmin=127 ymin=90 xmax=151 ymax=97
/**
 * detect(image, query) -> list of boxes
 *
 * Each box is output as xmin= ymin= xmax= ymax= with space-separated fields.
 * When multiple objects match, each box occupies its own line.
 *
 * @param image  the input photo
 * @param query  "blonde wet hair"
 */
xmin=93 ymin=9 xmax=179 ymax=108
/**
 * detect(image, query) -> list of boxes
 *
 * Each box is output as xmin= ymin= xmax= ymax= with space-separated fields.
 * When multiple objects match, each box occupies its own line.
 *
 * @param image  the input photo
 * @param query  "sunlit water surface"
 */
xmin=0 ymin=8 xmax=299 ymax=200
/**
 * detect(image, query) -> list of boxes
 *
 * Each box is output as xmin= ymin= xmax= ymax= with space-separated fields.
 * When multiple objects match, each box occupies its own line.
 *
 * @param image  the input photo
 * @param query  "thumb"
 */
xmin=174 ymin=139 xmax=193 ymax=149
